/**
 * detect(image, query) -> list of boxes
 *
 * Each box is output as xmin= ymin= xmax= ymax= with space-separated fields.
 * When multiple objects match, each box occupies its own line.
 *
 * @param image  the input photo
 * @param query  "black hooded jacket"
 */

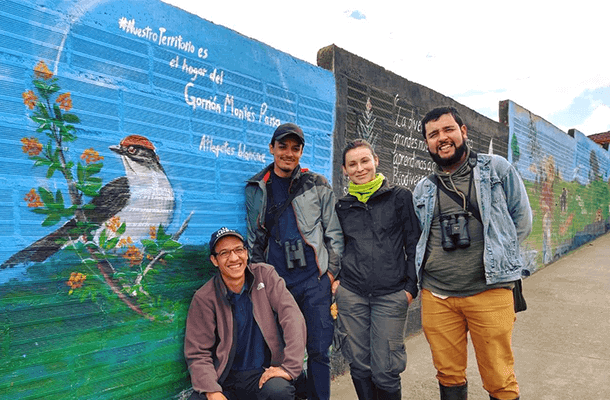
xmin=335 ymin=179 xmax=420 ymax=298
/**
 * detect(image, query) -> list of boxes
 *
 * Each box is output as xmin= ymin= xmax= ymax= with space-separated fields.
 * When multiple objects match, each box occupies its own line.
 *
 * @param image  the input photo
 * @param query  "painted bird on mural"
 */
xmin=0 ymin=135 xmax=175 ymax=269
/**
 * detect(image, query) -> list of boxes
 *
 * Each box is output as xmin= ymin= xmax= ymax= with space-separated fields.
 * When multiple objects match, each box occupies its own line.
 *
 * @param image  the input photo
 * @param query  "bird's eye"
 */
xmin=127 ymin=146 xmax=137 ymax=154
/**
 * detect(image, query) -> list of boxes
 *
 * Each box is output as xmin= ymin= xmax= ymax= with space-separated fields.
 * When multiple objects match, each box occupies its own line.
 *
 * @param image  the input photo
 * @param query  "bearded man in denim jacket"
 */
xmin=412 ymin=107 xmax=532 ymax=400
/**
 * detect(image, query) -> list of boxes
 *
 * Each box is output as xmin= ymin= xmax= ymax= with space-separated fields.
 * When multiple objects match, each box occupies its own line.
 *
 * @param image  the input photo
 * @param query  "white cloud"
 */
xmin=577 ymin=105 xmax=610 ymax=135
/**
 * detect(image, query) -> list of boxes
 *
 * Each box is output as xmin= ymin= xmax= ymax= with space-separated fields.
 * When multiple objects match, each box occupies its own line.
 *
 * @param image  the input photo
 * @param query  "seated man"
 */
xmin=185 ymin=227 xmax=307 ymax=400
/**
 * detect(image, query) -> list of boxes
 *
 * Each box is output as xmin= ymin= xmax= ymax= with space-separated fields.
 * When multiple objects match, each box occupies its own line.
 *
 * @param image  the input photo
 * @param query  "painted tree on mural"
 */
xmin=511 ymin=133 xmax=520 ymax=164
xmin=357 ymin=97 xmax=379 ymax=148
xmin=589 ymin=150 xmax=600 ymax=181
xmin=527 ymin=120 xmax=542 ymax=167
xmin=9 ymin=61 xmax=192 ymax=320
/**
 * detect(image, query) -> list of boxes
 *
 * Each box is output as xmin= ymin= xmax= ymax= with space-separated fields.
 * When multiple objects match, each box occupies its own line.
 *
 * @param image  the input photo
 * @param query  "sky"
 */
xmin=162 ymin=0 xmax=609 ymax=136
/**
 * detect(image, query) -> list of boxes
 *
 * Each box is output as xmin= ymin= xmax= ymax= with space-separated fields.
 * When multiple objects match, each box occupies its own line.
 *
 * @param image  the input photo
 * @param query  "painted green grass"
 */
xmin=522 ymin=176 xmax=610 ymax=269
xmin=0 ymin=244 xmax=216 ymax=399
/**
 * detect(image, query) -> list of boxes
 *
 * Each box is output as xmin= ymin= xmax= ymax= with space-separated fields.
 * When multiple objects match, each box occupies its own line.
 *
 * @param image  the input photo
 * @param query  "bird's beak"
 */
xmin=109 ymin=145 xmax=123 ymax=154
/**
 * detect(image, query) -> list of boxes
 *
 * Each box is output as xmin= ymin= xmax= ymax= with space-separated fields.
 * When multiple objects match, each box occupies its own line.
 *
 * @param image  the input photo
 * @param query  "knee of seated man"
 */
xmin=259 ymin=377 xmax=294 ymax=399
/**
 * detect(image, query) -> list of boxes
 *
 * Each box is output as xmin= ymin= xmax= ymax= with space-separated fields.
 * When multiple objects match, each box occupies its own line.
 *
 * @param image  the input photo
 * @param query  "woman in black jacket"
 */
xmin=334 ymin=139 xmax=419 ymax=400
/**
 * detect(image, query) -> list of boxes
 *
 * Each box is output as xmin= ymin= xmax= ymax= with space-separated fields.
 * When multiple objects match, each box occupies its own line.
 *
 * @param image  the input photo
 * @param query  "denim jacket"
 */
xmin=412 ymin=154 xmax=532 ymax=287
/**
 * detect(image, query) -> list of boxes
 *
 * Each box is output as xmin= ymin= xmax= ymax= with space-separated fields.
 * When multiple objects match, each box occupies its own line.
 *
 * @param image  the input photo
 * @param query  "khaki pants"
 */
xmin=421 ymin=288 xmax=519 ymax=399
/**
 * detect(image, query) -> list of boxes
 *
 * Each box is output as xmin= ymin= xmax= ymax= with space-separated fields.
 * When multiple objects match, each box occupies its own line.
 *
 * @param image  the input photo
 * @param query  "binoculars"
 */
xmin=284 ymin=239 xmax=306 ymax=269
xmin=440 ymin=212 xmax=471 ymax=251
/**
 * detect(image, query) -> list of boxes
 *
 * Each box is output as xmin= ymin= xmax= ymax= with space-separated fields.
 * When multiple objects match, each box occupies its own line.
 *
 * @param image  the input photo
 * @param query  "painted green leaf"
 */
xmin=80 ymin=185 xmax=101 ymax=197
xmin=77 ymin=162 xmax=85 ymax=183
xmin=86 ymin=163 xmax=103 ymax=176
xmin=63 ymin=113 xmax=80 ymax=123
xmin=48 ymin=83 xmax=60 ymax=94
xmin=86 ymin=177 xmax=102 ymax=184
xmin=116 ymin=222 xmax=127 ymax=236
xmin=38 ymin=187 xmax=54 ymax=204
xmin=33 ymin=80 xmax=50 ymax=98
xmin=31 ymin=208 xmax=52 ymax=215
xmin=161 ymin=240 xmax=181 ymax=251
xmin=33 ymin=159 xmax=52 ymax=167
xmin=46 ymin=165 xmax=57 ymax=178
xmin=55 ymin=190 xmax=65 ymax=206
xmin=53 ymin=104 xmax=62 ymax=120
xmin=42 ymin=213 xmax=61 ymax=226
xmin=31 ymin=116 xmax=47 ymax=125
xmin=99 ymin=228 xmax=107 ymax=247
xmin=105 ymin=237 xmax=119 ymax=250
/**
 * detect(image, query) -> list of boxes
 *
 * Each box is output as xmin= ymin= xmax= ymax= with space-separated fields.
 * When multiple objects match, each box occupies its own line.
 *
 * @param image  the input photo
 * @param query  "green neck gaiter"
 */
xmin=348 ymin=173 xmax=385 ymax=203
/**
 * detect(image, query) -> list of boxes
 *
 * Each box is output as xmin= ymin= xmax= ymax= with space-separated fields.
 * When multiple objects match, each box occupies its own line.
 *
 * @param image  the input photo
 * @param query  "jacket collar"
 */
xmin=247 ymin=163 xmax=308 ymax=184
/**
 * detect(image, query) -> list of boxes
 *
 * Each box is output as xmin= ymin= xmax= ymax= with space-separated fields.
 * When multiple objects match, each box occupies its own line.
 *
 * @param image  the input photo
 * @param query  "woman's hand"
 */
xmin=331 ymin=279 xmax=340 ymax=295
xmin=405 ymin=291 xmax=413 ymax=305
xmin=328 ymin=272 xmax=341 ymax=295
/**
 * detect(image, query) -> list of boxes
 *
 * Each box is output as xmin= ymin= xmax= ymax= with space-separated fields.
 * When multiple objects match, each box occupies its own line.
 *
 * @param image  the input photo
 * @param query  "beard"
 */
xmin=429 ymin=141 xmax=468 ymax=167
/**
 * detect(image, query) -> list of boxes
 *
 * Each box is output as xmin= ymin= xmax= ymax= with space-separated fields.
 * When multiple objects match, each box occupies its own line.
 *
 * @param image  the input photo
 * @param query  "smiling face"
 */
xmin=269 ymin=136 xmax=303 ymax=178
xmin=343 ymin=145 xmax=379 ymax=185
xmin=210 ymin=235 xmax=248 ymax=293
xmin=424 ymin=113 xmax=469 ymax=172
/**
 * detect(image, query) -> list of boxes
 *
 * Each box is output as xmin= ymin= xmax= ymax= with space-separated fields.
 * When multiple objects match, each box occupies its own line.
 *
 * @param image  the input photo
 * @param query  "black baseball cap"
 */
xmin=209 ymin=227 xmax=244 ymax=254
xmin=271 ymin=123 xmax=305 ymax=146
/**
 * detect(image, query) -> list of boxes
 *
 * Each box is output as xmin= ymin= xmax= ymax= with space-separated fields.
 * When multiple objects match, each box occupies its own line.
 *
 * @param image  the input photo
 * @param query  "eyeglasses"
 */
xmin=215 ymin=246 xmax=247 ymax=260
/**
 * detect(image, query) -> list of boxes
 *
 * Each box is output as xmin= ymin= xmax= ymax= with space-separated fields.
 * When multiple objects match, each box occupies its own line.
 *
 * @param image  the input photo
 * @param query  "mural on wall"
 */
xmin=3 ymin=61 xmax=192 ymax=321
xmin=0 ymin=1 xmax=335 ymax=399
xmin=502 ymin=100 xmax=610 ymax=273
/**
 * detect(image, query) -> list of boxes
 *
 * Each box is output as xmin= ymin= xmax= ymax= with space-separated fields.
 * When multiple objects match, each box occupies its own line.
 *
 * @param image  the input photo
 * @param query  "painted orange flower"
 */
xmin=34 ymin=60 xmax=53 ymax=80
xmin=81 ymin=148 xmax=103 ymax=164
xmin=21 ymin=137 xmax=43 ymax=156
xmin=149 ymin=226 xmax=157 ymax=240
xmin=22 ymin=90 xmax=38 ymax=110
xmin=56 ymin=92 xmax=72 ymax=112
xmin=118 ymin=236 xmax=134 ymax=248
xmin=123 ymin=245 xmax=143 ymax=266
xmin=24 ymin=189 xmax=44 ymax=208
xmin=66 ymin=271 xmax=87 ymax=294
xmin=105 ymin=216 xmax=121 ymax=233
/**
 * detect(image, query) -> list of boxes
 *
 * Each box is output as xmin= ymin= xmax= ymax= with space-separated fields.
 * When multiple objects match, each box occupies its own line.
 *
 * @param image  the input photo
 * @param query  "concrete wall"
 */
xmin=500 ymin=100 xmax=610 ymax=273
xmin=0 ymin=0 xmax=335 ymax=398
xmin=317 ymin=45 xmax=510 ymax=335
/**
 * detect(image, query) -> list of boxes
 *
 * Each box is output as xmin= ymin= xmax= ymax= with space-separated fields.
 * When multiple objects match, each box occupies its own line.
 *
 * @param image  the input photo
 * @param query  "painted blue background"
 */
xmin=0 ymin=1 xmax=335 ymax=398
xmin=0 ymin=0 xmax=336 ymax=275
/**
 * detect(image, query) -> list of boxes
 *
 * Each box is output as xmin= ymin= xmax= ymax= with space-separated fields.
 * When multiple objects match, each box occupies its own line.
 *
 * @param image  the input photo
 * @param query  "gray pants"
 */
xmin=335 ymin=285 xmax=409 ymax=392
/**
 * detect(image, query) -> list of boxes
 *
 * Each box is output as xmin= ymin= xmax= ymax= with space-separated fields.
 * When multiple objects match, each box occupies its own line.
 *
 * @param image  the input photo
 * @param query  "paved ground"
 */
xmin=330 ymin=232 xmax=610 ymax=399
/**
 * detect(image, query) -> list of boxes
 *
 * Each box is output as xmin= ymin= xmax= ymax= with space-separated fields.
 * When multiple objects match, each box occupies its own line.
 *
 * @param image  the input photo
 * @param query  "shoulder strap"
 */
xmin=429 ymin=174 xmax=482 ymax=224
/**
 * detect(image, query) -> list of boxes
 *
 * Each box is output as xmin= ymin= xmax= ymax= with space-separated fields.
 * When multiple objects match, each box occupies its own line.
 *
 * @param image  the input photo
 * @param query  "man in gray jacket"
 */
xmin=245 ymin=123 xmax=344 ymax=400
xmin=185 ymin=227 xmax=307 ymax=400
xmin=413 ymin=107 xmax=532 ymax=400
